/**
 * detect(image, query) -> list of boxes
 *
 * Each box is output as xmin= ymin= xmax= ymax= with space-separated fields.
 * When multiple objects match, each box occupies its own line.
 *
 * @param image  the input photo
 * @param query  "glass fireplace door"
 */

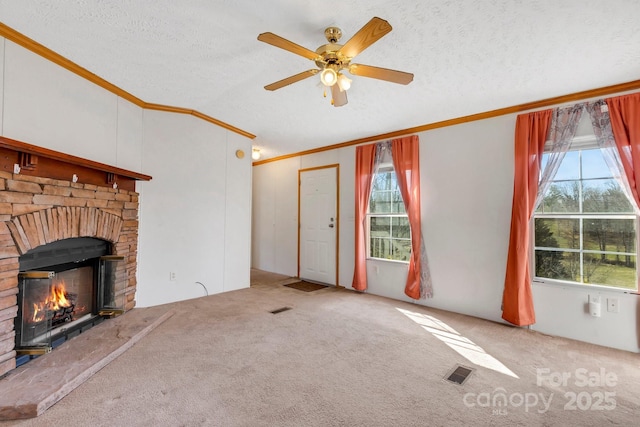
xmin=98 ymin=255 xmax=126 ymax=316
xmin=16 ymin=272 xmax=55 ymax=354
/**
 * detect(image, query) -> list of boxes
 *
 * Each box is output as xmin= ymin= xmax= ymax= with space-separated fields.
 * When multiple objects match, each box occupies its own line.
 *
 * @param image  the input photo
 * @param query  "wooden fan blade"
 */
xmin=348 ymin=64 xmax=413 ymax=85
xmin=338 ymin=17 xmax=392 ymax=59
xmin=331 ymin=84 xmax=348 ymax=107
xmin=264 ymin=69 xmax=320 ymax=91
xmin=258 ymin=32 xmax=322 ymax=61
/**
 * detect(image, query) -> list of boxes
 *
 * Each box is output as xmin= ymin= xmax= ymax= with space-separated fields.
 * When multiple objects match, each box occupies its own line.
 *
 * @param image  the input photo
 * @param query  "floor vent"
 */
xmin=270 ymin=307 xmax=292 ymax=314
xmin=444 ymin=365 xmax=473 ymax=385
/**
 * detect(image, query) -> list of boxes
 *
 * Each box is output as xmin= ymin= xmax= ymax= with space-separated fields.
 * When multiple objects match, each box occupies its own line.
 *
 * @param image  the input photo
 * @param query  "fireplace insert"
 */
xmin=15 ymin=238 xmax=126 ymax=359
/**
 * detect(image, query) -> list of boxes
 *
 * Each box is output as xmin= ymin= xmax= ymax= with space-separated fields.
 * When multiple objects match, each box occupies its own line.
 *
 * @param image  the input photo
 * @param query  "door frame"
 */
xmin=298 ymin=164 xmax=340 ymax=286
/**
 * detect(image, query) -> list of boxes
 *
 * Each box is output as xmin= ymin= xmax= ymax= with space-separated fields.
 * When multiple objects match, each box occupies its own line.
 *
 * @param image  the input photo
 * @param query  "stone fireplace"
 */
xmin=0 ymin=136 xmax=151 ymax=378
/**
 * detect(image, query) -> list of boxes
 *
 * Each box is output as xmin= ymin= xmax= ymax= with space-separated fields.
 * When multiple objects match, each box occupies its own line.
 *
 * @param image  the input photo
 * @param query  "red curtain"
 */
xmin=502 ymin=110 xmax=552 ymax=326
xmin=607 ymin=93 xmax=640 ymax=208
xmin=352 ymin=144 xmax=376 ymax=291
xmin=392 ymin=135 xmax=422 ymax=299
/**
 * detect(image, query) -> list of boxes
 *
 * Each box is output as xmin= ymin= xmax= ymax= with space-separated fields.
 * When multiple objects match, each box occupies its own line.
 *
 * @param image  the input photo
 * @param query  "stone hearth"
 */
xmin=0 ymin=306 xmax=173 ymax=419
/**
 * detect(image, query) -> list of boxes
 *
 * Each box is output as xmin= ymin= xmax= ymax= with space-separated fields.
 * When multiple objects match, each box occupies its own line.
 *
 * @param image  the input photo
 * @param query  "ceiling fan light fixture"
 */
xmin=337 ymin=73 xmax=352 ymax=91
xmin=320 ymin=68 xmax=338 ymax=86
xmin=258 ymin=17 xmax=413 ymax=107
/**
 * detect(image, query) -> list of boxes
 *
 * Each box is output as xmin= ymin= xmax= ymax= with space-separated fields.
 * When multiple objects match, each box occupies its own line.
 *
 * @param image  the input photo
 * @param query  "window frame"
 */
xmin=366 ymin=165 xmax=411 ymax=263
xmin=531 ymin=136 xmax=639 ymax=292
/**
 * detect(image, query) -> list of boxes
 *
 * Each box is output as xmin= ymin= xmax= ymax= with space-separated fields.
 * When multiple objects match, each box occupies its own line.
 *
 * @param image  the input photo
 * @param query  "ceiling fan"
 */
xmin=257 ymin=17 xmax=413 ymax=107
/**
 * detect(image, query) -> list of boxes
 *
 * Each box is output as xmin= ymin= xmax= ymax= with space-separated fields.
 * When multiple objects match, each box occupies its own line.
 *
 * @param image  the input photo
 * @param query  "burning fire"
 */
xmin=31 ymin=281 xmax=72 ymax=323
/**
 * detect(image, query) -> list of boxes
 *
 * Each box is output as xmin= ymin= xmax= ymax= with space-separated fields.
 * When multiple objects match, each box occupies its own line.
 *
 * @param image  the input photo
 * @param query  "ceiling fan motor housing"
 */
xmin=315 ymin=43 xmax=348 ymax=70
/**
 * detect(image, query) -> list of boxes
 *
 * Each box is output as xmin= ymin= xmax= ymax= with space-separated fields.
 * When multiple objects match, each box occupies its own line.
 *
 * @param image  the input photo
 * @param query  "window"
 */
xmin=534 ymin=141 xmax=638 ymax=290
xmin=367 ymin=166 xmax=411 ymax=261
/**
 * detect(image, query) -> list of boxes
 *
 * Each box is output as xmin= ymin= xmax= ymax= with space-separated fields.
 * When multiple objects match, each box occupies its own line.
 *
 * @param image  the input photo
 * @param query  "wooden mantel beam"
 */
xmin=0 ymin=136 xmax=152 ymax=182
xmin=0 ymin=136 xmax=151 ymax=192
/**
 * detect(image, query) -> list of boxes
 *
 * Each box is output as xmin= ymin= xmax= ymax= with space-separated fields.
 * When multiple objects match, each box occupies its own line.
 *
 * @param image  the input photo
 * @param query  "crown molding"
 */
xmin=252 ymin=79 xmax=640 ymax=166
xmin=0 ymin=22 xmax=256 ymax=140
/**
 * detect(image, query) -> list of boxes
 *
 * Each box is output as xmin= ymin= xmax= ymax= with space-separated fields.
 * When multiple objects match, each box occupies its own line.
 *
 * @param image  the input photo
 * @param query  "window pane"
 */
xmin=370 ymin=217 xmax=390 ymax=238
xmin=389 ymin=173 xmax=398 ymax=191
xmin=368 ymin=168 xmax=410 ymax=262
xmin=581 ymin=149 xmax=613 ymax=180
xmin=540 ymin=153 xmax=548 ymax=176
xmin=535 ymin=146 xmax=638 ymax=290
xmin=392 ymin=190 xmax=406 ymax=213
xmin=583 ymin=179 xmax=634 ymax=213
xmin=391 ymin=217 xmax=410 ymax=238
xmin=583 ymin=218 xmax=636 ymax=253
xmin=392 ymin=239 xmax=412 ymax=262
xmin=534 ymin=218 xmax=580 ymax=249
xmin=370 ymin=238 xmax=391 ymax=259
xmin=539 ymin=181 xmax=580 ymax=213
xmin=372 ymin=172 xmax=391 ymax=191
xmin=534 ymin=250 xmax=578 ymax=282
xmin=583 ymin=253 xmax=637 ymax=289
xmin=553 ymin=151 xmax=580 ymax=181
xmin=370 ymin=190 xmax=392 ymax=213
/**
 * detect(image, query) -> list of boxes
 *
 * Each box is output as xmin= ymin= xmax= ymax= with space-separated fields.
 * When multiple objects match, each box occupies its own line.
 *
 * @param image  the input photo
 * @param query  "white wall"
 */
xmin=116 ymin=97 xmax=144 ymax=173
xmin=337 ymin=148 xmax=356 ymax=288
xmin=532 ymin=282 xmax=639 ymax=352
xmin=223 ymin=132 xmax=253 ymax=293
xmin=137 ymin=111 xmax=252 ymax=306
xmin=252 ymin=102 xmax=640 ymax=353
xmin=251 ymin=157 xmax=300 ymax=276
xmin=416 ymin=116 xmax=515 ymax=320
xmin=2 ymin=40 xmax=119 ymax=166
xmin=2 ymin=39 xmax=146 ymax=174
xmin=0 ymin=37 xmax=253 ymax=307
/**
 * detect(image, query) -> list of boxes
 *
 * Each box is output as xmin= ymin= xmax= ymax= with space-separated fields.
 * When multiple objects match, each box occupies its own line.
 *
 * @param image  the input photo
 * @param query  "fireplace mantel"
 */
xmin=0 ymin=136 xmax=152 ymax=192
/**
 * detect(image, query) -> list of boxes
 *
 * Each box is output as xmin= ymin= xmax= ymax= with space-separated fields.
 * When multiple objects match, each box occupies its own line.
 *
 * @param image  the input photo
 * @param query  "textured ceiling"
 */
xmin=1 ymin=0 xmax=639 ymax=160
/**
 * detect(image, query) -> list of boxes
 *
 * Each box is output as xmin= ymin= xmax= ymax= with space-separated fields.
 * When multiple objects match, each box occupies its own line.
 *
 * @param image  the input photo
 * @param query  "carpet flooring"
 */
xmin=2 ymin=269 xmax=639 ymax=426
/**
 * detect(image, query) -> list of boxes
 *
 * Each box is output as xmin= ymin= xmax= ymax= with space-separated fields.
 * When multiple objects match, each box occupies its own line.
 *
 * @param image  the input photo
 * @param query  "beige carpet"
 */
xmin=3 ymin=270 xmax=639 ymax=426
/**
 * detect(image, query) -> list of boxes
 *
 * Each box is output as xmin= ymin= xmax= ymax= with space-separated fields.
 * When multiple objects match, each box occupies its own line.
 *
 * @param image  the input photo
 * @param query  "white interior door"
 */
xmin=299 ymin=166 xmax=337 ymax=285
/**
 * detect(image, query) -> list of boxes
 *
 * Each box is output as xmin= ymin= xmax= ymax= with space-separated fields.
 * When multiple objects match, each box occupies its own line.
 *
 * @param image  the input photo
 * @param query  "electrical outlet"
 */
xmin=589 ymin=295 xmax=601 ymax=304
xmin=607 ymin=297 xmax=619 ymax=313
xmin=169 ymin=272 xmax=176 ymax=281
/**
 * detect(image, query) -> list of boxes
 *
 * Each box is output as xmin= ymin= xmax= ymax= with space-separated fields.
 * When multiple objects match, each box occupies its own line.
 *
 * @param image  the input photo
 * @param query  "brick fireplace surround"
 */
xmin=0 ymin=137 xmax=150 ymax=379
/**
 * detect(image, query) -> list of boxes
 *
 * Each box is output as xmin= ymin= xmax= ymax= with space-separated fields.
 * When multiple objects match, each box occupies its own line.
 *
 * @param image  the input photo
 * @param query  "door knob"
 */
xmin=329 ymin=224 xmax=334 ymax=228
